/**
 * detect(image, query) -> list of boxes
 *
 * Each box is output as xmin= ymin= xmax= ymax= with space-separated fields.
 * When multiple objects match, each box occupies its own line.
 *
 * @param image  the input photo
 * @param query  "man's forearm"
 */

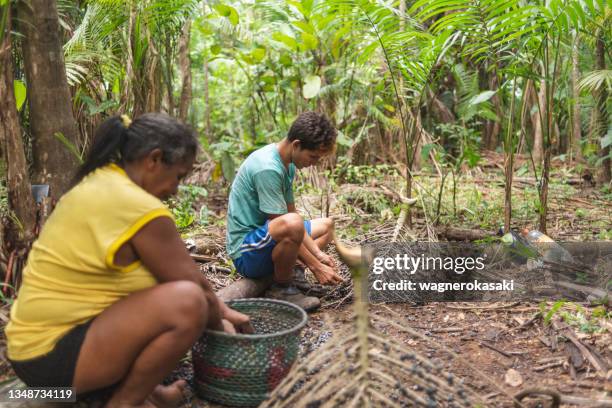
xmin=298 ymin=231 xmax=323 ymax=269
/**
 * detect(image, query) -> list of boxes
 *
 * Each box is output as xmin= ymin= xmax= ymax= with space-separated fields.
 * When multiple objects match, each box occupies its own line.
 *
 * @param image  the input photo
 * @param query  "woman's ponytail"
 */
xmin=73 ymin=115 xmax=129 ymax=184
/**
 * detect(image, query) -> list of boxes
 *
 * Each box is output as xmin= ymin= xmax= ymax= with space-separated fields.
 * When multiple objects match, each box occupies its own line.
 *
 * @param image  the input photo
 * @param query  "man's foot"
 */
xmin=265 ymin=283 xmax=320 ymax=312
xmin=293 ymin=265 xmax=311 ymax=292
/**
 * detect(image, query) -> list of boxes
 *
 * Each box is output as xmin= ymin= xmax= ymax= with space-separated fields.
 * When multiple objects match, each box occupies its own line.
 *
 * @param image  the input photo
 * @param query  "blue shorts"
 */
xmin=233 ymin=220 xmax=312 ymax=278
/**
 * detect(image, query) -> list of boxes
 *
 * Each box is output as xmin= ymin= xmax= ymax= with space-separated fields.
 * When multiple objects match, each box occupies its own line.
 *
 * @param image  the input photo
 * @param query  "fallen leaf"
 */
xmin=504 ymin=368 xmax=523 ymax=387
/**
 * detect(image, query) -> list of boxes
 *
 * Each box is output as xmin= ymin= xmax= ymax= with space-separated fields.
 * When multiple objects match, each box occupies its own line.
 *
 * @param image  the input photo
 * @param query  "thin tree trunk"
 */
xmin=17 ymin=0 xmax=79 ymax=199
xmin=503 ymin=79 xmax=517 ymax=233
xmin=145 ymin=30 xmax=162 ymax=113
xmin=487 ymin=75 xmax=502 ymax=150
xmin=164 ymin=35 xmax=175 ymax=116
xmin=480 ymin=68 xmax=501 ymax=150
xmin=570 ymin=35 xmax=582 ymax=162
xmin=203 ymin=53 xmax=211 ymax=141
xmin=178 ymin=20 xmax=192 ymax=122
xmin=532 ymin=80 xmax=546 ymax=165
xmin=0 ymin=8 xmax=36 ymax=244
xmin=538 ymin=33 xmax=561 ymax=234
xmin=539 ymin=149 xmax=551 ymax=234
xmin=595 ymin=30 xmax=610 ymax=182
xmin=518 ymin=79 xmax=535 ymax=155
xmin=123 ymin=0 xmax=136 ymax=112
xmin=412 ymin=112 xmax=423 ymax=170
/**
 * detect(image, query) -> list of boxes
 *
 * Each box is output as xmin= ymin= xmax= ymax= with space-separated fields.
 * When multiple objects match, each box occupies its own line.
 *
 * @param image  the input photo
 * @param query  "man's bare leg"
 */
xmin=72 ymin=281 xmax=209 ymax=408
xmin=309 ymin=218 xmax=334 ymax=250
xmin=267 ymin=213 xmax=320 ymax=311
xmin=269 ymin=213 xmax=305 ymax=284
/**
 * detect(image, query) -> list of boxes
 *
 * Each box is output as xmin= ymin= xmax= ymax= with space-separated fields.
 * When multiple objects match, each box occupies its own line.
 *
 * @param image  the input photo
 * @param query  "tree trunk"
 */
xmin=0 ymin=7 xmax=36 ymax=245
xmin=486 ymin=75 xmax=502 ymax=150
xmin=144 ymin=33 xmax=162 ymax=113
xmin=570 ymin=35 xmax=583 ymax=162
xmin=503 ymin=79 xmax=517 ymax=234
xmin=412 ymin=111 xmax=424 ymax=170
xmin=480 ymin=68 xmax=501 ymax=150
xmin=178 ymin=20 xmax=192 ymax=122
xmin=595 ymin=30 xmax=610 ymax=182
xmin=518 ymin=79 xmax=535 ymax=154
xmin=532 ymin=79 xmax=546 ymax=165
xmin=17 ymin=0 xmax=79 ymax=199
xmin=539 ymin=149 xmax=551 ymax=234
xmin=123 ymin=0 xmax=136 ymax=113
xmin=164 ymin=35 xmax=175 ymax=116
xmin=203 ymin=53 xmax=211 ymax=141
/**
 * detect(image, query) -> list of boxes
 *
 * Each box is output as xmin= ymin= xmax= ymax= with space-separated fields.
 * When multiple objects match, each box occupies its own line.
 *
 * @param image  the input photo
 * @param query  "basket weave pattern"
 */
xmin=192 ymin=298 xmax=307 ymax=407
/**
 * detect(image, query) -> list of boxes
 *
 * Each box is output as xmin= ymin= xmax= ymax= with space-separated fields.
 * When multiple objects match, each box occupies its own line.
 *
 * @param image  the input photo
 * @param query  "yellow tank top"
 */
xmin=6 ymin=164 xmax=172 ymax=360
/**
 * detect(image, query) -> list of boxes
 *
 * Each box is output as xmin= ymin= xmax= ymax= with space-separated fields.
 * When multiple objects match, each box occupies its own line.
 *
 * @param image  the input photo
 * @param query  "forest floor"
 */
xmin=0 ymin=156 xmax=610 ymax=407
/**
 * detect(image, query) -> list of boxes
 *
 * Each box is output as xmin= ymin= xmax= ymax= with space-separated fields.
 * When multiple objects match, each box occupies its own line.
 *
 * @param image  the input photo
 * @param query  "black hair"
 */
xmin=74 ymin=113 xmax=198 ymax=184
xmin=287 ymin=111 xmax=337 ymax=150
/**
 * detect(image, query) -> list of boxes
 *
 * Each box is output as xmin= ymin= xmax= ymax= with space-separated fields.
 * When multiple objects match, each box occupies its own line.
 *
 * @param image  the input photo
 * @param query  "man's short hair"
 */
xmin=288 ymin=111 xmax=337 ymax=151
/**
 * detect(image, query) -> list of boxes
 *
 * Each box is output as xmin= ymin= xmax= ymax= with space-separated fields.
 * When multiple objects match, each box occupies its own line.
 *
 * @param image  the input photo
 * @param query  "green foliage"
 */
xmin=13 ymin=80 xmax=26 ymax=111
xmin=337 ymin=188 xmax=393 ymax=220
xmin=169 ymin=185 xmax=208 ymax=230
xmin=574 ymin=208 xmax=587 ymax=218
xmin=579 ymin=69 xmax=612 ymax=93
xmin=0 ymin=284 xmax=15 ymax=306
xmin=452 ymin=64 xmax=496 ymax=123
xmin=54 ymin=132 xmax=84 ymax=164
xmin=540 ymin=300 xmax=608 ymax=333
xmin=597 ymin=229 xmax=612 ymax=240
xmin=333 ymin=160 xmax=397 ymax=184
xmin=214 ymin=4 xmax=239 ymax=26
xmin=541 ymin=299 xmax=567 ymax=324
xmin=434 ymin=123 xmax=482 ymax=168
xmin=78 ymin=94 xmax=119 ymax=116
xmin=303 ymin=74 xmax=321 ymax=99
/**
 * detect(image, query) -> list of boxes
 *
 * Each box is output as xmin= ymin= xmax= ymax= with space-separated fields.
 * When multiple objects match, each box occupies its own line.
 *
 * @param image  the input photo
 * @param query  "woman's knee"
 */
xmin=163 ymin=281 xmax=208 ymax=330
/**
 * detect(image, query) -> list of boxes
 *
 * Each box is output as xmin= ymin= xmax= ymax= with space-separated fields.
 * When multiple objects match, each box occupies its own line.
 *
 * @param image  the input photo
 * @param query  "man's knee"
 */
xmin=275 ymin=213 xmax=305 ymax=242
xmin=321 ymin=217 xmax=334 ymax=234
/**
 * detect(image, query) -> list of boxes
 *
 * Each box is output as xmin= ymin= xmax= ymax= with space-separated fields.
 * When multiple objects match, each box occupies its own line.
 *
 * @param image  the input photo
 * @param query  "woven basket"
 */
xmin=192 ymin=298 xmax=308 ymax=407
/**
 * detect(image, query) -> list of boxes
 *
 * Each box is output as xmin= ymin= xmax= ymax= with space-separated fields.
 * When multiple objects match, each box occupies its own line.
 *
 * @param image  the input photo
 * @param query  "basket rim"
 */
xmin=204 ymin=297 xmax=308 ymax=340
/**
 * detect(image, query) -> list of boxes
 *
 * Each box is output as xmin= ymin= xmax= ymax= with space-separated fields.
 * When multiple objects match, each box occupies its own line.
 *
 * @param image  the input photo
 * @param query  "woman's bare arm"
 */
xmin=129 ymin=216 xmax=223 ymax=329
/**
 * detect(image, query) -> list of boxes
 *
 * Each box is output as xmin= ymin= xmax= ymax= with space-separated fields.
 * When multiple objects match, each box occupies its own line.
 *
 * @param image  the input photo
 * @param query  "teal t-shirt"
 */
xmin=226 ymin=143 xmax=296 ymax=260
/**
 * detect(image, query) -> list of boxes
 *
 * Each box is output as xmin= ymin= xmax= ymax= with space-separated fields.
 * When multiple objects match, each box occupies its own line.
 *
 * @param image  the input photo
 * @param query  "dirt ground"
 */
xmin=178 ymin=299 xmax=610 ymax=407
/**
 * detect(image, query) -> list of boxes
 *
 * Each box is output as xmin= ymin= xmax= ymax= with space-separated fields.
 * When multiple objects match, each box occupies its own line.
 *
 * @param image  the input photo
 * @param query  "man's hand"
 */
xmin=312 ymin=263 xmax=344 ymax=285
xmin=316 ymin=252 xmax=337 ymax=269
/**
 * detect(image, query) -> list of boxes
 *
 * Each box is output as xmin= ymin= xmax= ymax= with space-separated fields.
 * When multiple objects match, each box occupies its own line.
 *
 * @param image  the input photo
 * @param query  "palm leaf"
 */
xmin=579 ymin=69 xmax=612 ymax=92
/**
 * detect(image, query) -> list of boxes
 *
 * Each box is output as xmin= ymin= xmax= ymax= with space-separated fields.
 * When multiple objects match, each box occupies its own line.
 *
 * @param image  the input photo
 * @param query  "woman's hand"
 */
xmin=220 ymin=319 xmax=237 ymax=334
xmin=218 ymin=299 xmax=255 ymax=334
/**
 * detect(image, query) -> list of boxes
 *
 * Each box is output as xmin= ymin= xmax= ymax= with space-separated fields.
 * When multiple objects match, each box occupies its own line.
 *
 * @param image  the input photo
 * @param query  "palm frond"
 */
xmin=579 ymin=69 xmax=612 ymax=92
xmin=410 ymin=0 xmax=539 ymax=64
